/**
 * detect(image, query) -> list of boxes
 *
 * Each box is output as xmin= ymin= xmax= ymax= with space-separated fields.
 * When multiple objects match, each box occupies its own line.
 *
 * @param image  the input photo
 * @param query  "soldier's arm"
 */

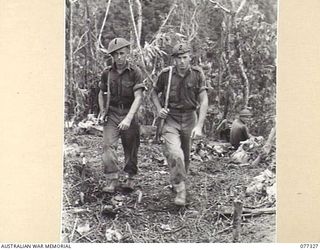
xmin=191 ymin=90 xmax=208 ymax=138
xmin=151 ymin=71 xmax=166 ymax=114
xmin=196 ymin=90 xmax=208 ymax=129
xmin=118 ymin=67 xmax=144 ymax=130
xmin=125 ymin=66 xmax=145 ymax=121
xmin=99 ymin=70 xmax=109 ymax=113
xmin=151 ymin=89 xmax=162 ymax=113
xmin=243 ymin=125 xmax=251 ymax=139
xmin=195 ymin=68 xmax=209 ymax=129
xmin=125 ymin=89 xmax=143 ymax=121
xmin=98 ymin=90 xmax=106 ymax=112
xmin=118 ymin=89 xmax=143 ymax=130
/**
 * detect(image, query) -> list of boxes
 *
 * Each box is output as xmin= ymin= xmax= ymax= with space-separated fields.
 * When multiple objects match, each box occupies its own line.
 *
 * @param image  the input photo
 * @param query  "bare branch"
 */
xmin=188 ymin=4 xmax=200 ymax=42
xmin=73 ymin=30 xmax=88 ymax=55
xmin=208 ymin=0 xmax=232 ymax=14
xmin=134 ymin=0 xmax=142 ymax=41
xmin=150 ymin=2 xmax=177 ymax=43
xmin=128 ymin=0 xmax=155 ymax=86
xmin=236 ymin=0 xmax=247 ymax=15
xmin=97 ymin=0 xmax=112 ymax=52
xmin=128 ymin=0 xmax=143 ymax=61
xmin=68 ymin=0 xmax=74 ymax=86
xmin=128 ymin=0 xmax=141 ymax=49
xmin=73 ymin=42 xmax=89 ymax=55
xmin=69 ymin=217 xmax=79 ymax=242
xmin=159 ymin=2 xmax=177 ymax=32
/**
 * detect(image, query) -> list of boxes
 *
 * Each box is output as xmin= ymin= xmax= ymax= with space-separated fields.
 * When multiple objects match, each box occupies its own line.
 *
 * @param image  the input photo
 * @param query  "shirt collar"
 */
xmin=111 ymin=61 xmax=132 ymax=72
xmin=173 ymin=66 xmax=192 ymax=77
xmin=238 ymin=118 xmax=246 ymax=124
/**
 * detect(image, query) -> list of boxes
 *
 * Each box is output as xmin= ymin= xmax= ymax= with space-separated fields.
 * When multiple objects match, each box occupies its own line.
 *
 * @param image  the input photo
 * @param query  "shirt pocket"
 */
xmin=185 ymin=82 xmax=197 ymax=100
xmin=121 ymin=81 xmax=134 ymax=97
xmin=110 ymin=79 xmax=118 ymax=96
xmin=168 ymin=86 xmax=180 ymax=102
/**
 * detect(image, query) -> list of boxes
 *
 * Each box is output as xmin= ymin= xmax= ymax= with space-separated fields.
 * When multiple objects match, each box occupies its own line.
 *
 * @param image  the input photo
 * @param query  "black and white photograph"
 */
xmin=62 ymin=0 xmax=277 ymax=243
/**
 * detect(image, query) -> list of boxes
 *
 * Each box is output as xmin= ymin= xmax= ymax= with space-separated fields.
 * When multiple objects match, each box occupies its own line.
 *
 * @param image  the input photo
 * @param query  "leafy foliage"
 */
xmin=65 ymin=0 xmax=276 ymax=137
xmin=63 ymin=1 xmax=277 ymax=242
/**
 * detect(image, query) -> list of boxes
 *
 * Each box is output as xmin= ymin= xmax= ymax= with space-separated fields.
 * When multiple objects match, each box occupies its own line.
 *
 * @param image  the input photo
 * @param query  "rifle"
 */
xmin=98 ymin=70 xmax=111 ymax=125
xmin=156 ymin=66 xmax=173 ymax=139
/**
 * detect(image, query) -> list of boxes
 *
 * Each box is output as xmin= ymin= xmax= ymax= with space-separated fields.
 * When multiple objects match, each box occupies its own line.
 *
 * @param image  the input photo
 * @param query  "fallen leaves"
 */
xmin=160 ymin=224 xmax=172 ymax=231
xmin=105 ymin=227 xmax=123 ymax=242
xmin=62 ymin=129 xmax=276 ymax=243
xmin=111 ymin=195 xmax=125 ymax=207
xmin=246 ymin=168 xmax=276 ymax=203
xmin=231 ymin=147 xmax=249 ymax=164
xmin=64 ymin=143 xmax=81 ymax=157
xmin=76 ymin=221 xmax=91 ymax=234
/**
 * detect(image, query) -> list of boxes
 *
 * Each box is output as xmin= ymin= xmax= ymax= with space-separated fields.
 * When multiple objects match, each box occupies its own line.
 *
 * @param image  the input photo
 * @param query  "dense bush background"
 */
xmin=65 ymin=0 xmax=277 ymax=138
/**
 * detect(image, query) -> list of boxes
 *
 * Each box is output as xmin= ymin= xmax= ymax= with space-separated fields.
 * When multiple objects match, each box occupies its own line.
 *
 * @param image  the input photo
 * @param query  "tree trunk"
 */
xmin=128 ymin=0 xmax=155 ymax=86
xmin=234 ymin=0 xmax=250 ymax=107
xmin=209 ymin=0 xmax=250 ymax=109
xmin=84 ymin=1 xmax=90 ymax=89
xmin=97 ymin=0 xmax=112 ymax=52
xmin=67 ymin=0 xmax=75 ymax=119
xmin=134 ymin=0 xmax=142 ymax=42
xmin=223 ymin=15 xmax=233 ymax=78
xmin=85 ymin=1 xmax=95 ymax=115
xmin=231 ymin=20 xmax=249 ymax=107
xmin=128 ymin=0 xmax=143 ymax=63
xmin=217 ymin=25 xmax=224 ymax=109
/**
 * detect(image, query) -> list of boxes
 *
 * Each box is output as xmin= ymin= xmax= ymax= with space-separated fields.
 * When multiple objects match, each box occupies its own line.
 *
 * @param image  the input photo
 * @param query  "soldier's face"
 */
xmin=175 ymin=52 xmax=191 ymax=71
xmin=112 ymin=47 xmax=129 ymax=67
xmin=241 ymin=116 xmax=252 ymax=125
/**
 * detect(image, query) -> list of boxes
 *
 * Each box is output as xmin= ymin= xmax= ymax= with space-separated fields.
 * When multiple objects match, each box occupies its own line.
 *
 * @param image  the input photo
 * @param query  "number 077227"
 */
xmin=300 ymin=244 xmax=319 ymax=248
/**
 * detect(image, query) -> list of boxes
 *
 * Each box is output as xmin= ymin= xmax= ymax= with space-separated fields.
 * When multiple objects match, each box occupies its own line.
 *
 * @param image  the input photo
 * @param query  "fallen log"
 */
xmin=162 ymin=225 xmax=186 ymax=234
xmin=242 ymin=207 xmax=276 ymax=216
xmin=213 ymin=226 xmax=233 ymax=236
xmin=219 ymin=206 xmax=276 ymax=217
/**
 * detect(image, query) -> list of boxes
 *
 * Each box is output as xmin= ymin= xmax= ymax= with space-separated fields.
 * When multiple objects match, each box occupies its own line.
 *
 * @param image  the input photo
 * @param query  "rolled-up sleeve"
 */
xmin=133 ymin=67 xmax=146 ymax=92
xmin=153 ymin=72 xmax=165 ymax=94
xmin=198 ymin=69 xmax=208 ymax=94
xmin=99 ymin=71 xmax=108 ymax=92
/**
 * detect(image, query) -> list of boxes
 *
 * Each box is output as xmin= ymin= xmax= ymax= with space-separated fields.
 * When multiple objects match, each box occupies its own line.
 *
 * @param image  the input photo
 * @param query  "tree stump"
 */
xmin=232 ymin=199 xmax=243 ymax=242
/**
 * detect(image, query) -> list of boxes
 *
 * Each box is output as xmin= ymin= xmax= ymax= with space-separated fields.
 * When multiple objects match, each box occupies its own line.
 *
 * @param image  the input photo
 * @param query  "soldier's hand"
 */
xmin=98 ymin=110 xmax=108 ymax=124
xmin=118 ymin=116 xmax=132 ymax=130
xmin=191 ymin=125 xmax=203 ymax=139
xmin=159 ymin=108 xmax=169 ymax=119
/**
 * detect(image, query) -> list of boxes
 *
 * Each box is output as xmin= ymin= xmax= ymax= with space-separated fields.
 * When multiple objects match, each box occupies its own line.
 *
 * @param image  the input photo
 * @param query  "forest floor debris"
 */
xmin=62 ymin=129 xmax=276 ymax=243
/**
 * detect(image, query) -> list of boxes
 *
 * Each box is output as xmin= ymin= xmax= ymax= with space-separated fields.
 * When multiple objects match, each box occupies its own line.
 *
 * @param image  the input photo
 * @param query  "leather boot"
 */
xmin=122 ymin=175 xmax=135 ymax=192
xmin=102 ymin=173 xmax=119 ymax=193
xmin=173 ymin=181 xmax=186 ymax=206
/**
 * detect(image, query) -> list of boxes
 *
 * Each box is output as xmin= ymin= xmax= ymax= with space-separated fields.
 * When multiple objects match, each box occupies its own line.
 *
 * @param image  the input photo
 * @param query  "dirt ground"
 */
xmin=62 ymin=129 xmax=276 ymax=243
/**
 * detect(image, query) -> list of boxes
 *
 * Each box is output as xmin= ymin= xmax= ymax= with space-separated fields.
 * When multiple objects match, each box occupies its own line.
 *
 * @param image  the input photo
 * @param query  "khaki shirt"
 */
xmin=99 ymin=62 xmax=145 ymax=106
xmin=154 ymin=66 xmax=207 ymax=110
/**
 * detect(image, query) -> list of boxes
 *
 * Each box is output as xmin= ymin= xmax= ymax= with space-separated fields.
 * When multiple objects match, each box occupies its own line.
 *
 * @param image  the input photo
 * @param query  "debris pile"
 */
xmin=246 ymin=164 xmax=276 ymax=203
xmin=191 ymin=140 xmax=231 ymax=162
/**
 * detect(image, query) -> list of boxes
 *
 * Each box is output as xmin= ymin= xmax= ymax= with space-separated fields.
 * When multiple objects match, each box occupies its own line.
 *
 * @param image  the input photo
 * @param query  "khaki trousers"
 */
xmin=102 ymin=109 xmax=140 ymax=177
xmin=162 ymin=111 xmax=197 ymax=184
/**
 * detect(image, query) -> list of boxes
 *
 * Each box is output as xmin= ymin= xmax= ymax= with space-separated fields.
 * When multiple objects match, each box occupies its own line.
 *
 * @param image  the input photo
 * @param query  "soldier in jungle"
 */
xmin=151 ymin=43 xmax=209 ymax=206
xmin=230 ymin=108 xmax=253 ymax=149
xmin=98 ymin=37 xmax=145 ymax=193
